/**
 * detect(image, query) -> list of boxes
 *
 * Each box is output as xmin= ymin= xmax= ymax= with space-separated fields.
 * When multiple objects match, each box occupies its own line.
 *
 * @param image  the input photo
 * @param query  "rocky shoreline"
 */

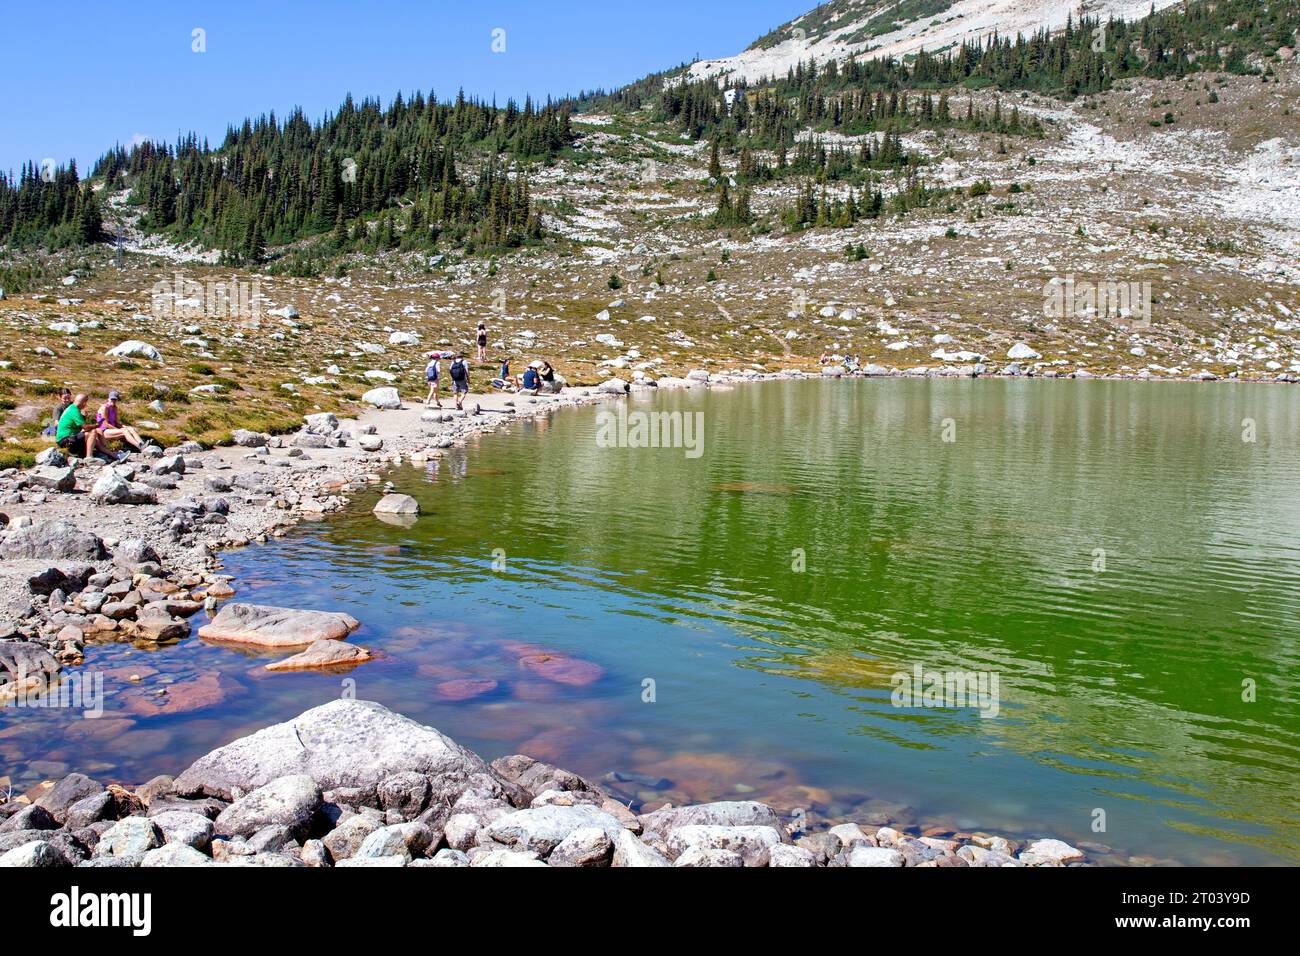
xmin=0 ymin=698 xmax=1088 ymax=867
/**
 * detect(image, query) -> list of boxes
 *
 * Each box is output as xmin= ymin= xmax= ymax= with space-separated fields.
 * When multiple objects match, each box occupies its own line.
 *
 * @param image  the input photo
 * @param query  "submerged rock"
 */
xmin=435 ymin=678 xmax=498 ymax=701
xmin=516 ymin=651 xmax=605 ymax=687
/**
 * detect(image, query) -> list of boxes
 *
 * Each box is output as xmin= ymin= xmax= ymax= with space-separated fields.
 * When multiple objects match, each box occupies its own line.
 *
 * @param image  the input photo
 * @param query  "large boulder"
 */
xmin=1007 ymin=342 xmax=1042 ymax=360
xmin=29 ymin=466 xmax=75 ymax=492
xmin=230 ymin=429 xmax=267 ymax=448
xmin=34 ymin=447 xmax=67 ymax=468
xmin=34 ymin=773 xmax=102 ymax=823
xmin=302 ymin=412 xmax=339 ymax=435
xmin=0 ymin=520 xmax=105 ymax=561
xmin=372 ymin=494 xmax=418 ymax=516
xmin=197 ymin=603 xmax=360 ymax=648
xmin=114 ymin=539 xmax=161 ymax=570
xmin=361 ymin=387 xmax=401 ymax=410
xmin=106 ymin=340 xmax=163 ymax=362
xmin=595 ymin=378 xmax=629 ymax=395
xmin=172 ymin=699 xmax=489 ymax=801
xmin=90 ymin=469 xmax=157 ymax=505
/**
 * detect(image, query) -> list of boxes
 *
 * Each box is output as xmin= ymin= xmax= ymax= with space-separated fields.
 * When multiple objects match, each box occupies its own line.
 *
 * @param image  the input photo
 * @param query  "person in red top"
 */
xmin=95 ymin=390 xmax=145 ymax=454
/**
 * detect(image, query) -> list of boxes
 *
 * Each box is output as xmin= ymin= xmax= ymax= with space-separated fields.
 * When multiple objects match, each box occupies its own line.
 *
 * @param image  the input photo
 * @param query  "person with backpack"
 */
xmin=424 ymin=352 xmax=443 ymax=407
xmin=448 ymin=353 xmax=470 ymax=410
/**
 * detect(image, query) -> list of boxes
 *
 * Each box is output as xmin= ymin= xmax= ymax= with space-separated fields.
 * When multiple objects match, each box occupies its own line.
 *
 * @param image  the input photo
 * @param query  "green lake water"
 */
xmin=3 ymin=378 xmax=1298 ymax=864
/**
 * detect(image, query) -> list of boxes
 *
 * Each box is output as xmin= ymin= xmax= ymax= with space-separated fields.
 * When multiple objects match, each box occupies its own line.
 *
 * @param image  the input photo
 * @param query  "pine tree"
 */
xmin=75 ymin=184 xmax=103 ymax=244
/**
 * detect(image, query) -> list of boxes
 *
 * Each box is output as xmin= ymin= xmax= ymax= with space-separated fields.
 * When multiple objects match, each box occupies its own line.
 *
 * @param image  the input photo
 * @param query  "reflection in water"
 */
xmin=2 ymin=379 xmax=1298 ymax=865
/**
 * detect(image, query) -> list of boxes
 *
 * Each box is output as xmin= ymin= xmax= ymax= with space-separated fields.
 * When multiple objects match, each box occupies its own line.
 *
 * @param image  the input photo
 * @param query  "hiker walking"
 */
xmin=448 ymin=353 xmax=470 ymax=410
xmin=424 ymin=352 xmax=443 ymax=407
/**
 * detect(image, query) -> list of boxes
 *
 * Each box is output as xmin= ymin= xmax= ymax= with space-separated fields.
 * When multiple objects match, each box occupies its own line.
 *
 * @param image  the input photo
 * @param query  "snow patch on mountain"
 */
xmin=687 ymin=0 xmax=1184 ymax=85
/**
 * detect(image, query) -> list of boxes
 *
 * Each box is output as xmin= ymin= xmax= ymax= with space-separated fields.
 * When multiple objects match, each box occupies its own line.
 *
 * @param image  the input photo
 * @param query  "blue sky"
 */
xmin=1 ymin=0 xmax=811 ymax=176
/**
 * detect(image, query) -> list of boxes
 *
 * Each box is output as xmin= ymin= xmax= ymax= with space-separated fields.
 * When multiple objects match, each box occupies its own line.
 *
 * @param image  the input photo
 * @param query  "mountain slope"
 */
xmin=688 ymin=0 xmax=1186 ymax=83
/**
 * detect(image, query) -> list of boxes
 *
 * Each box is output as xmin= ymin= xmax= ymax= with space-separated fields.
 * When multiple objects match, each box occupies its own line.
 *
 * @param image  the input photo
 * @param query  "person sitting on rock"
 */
xmin=520 ymin=363 xmax=541 ymax=395
xmin=495 ymin=356 xmax=518 ymax=391
xmin=44 ymin=387 xmax=73 ymax=437
xmin=55 ymin=393 xmax=112 ymax=464
xmin=537 ymin=360 xmax=561 ymax=394
xmin=95 ymin=390 xmax=145 ymax=455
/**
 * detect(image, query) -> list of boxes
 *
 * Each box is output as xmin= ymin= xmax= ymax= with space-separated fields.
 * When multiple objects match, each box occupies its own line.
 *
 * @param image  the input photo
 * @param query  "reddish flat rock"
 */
xmin=519 ymin=653 xmax=605 ymax=687
xmin=198 ymin=603 xmax=360 ymax=648
xmin=125 ymin=672 xmax=243 ymax=717
xmin=265 ymin=640 xmax=372 ymax=672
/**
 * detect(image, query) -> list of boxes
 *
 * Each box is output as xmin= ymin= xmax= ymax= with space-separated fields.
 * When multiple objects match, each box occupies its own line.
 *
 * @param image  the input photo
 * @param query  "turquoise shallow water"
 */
xmin=3 ymin=378 xmax=1298 ymax=865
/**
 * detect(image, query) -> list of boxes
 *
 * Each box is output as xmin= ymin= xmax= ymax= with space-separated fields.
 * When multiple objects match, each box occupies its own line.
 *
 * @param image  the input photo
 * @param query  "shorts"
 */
xmin=453 ymin=381 xmax=469 ymax=394
xmin=58 ymin=433 xmax=89 ymax=456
